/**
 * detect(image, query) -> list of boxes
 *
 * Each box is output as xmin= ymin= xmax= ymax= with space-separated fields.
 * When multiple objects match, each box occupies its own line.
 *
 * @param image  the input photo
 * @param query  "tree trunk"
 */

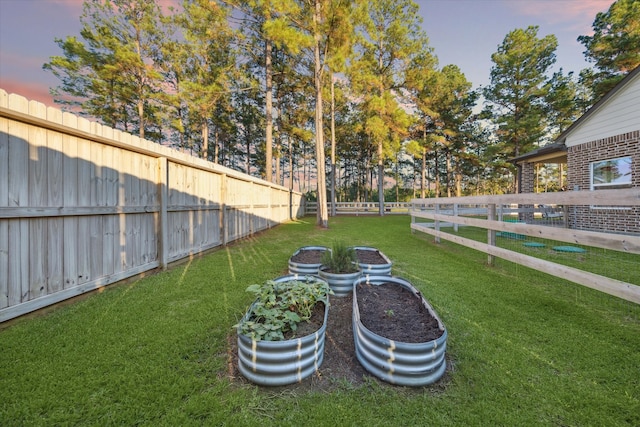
xmin=265 ymin=33 xmax=274 ymax=182
xmin=446 ymin=149 xmax=452 ymax=198
xmin=421 ymin=146 xmax=427 ymax=198
xmin=377 ymin=150 xmax=385 ymax=214
xmin=434 ymin=149 xmax=440 ymax=197
xmin=330 ymin=75 xmax=336 ymax=217
xmin=202 ymin=121 xmax=209 ymax=160
xmin=377 ymin=37 xmax=385 ymax=216
xmin=313 ymin=0 xmax=328 ymax=228
xmin=138 ymin=99 xmax=145 ymax=139
xmin=395 ymin=151 xmax=399 ymax=202
xmin=303 ymin=143 xmax=308 ymax=193
xmin=246 ymin=135 xmax=251 ymax=175
xmin=275 ymin=142 xmax=281 ymax=185
xmin=289 ymin=138 xmax=294 ymax=191
xmin=214 ymin=127 xmax=219 ymax=164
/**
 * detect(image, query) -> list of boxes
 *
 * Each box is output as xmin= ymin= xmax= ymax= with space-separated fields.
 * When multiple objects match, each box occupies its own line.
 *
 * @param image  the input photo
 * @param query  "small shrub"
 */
xmin=321 ymin=241 xmax=358 ymax=273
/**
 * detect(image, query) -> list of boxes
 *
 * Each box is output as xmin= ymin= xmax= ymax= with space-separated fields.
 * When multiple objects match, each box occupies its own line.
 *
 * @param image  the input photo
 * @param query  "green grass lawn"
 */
xmin=2 ymin=216 xmax=639 ymax=426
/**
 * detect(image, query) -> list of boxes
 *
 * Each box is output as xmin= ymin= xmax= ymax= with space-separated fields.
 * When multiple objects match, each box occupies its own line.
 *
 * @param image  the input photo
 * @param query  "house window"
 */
xmin=590 ymin=156 xmax=632 ymax=190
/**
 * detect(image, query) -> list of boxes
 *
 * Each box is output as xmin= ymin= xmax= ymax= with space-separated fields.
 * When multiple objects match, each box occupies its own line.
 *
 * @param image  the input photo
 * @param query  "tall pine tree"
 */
xmin=483 ymin=26 xmax=557 ymax=193
xmin=578 ymin=0 xmax=640 ymax=100
xmin=350 ymin=0 xmax=427 ymax=214
xmin=44 ymin=0 xmax=165 ymax=140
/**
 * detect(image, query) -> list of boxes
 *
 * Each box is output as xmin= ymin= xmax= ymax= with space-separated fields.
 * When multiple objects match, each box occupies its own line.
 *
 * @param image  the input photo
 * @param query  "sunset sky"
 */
xmin=0 ymin=0 xmax=615 ymax=108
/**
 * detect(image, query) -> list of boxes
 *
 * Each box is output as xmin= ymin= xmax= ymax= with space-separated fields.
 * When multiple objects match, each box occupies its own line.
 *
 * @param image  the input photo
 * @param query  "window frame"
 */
xmin=590 ymin=156 xmax=633 ymax=191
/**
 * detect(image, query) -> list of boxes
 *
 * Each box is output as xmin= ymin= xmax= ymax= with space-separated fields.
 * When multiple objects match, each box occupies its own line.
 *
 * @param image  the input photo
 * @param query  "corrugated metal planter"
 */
xmin=352 ymin=246 xmax=393 ymax=275
xmin=319 ymin=267 xmax=361 ymax=297
xmin=353 ymin=276 xmax=447 ymax=387
xmin=237 ymin=275 xmax=330 ymax=386
xmin=288 ymin=246 xmax=330 ymax=275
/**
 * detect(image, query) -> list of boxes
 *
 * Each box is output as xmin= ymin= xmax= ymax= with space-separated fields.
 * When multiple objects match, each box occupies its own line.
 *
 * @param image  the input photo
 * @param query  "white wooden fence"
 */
xmin=410 ymin=189 xmax=640 ymax=304
xmin=305 ymin=201 xmax=411 ymax=215
xmin=0 ymin=90 xmax=303 ymax=322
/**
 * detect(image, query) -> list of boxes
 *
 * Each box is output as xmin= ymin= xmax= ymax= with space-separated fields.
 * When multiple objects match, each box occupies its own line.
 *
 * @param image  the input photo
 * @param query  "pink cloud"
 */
xmin=0 ymin=77 xmax=56 ymax=108
xmin=508 ymin=0 xmax=614 ymax=33
xmin=47 ymin=0 xmax=84 ymax=14
xmin=158 ymin=0 xmax=182 ymax=13
xmin=1 ymin=51 xmax=47 ymax=70
xmin=35 ymin=0 xmax=180 ymax=19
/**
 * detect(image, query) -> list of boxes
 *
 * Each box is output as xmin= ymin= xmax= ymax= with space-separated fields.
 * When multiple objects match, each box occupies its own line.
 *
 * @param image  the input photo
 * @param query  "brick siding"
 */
xmin=567 ymin=130 xmax=639 ymax=234
xmin=520 ymin=162 xmax=535 ymax=193
xmin=519 ymin=163 xmax=536 ymax=222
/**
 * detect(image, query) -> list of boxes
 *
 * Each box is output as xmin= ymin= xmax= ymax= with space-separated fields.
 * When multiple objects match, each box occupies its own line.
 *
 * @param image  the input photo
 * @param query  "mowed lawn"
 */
xmin=1 ymin=215 xmax=639 ymax=426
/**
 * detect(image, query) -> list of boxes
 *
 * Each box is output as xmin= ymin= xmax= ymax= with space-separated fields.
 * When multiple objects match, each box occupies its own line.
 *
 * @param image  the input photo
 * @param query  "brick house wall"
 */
xmin=519 ymin=162 xmax=536 ymax=222
xmin=567 ymin=130 xmax=639 ymax=234
xmin=520 ymin=162 xmax=535 ymax=193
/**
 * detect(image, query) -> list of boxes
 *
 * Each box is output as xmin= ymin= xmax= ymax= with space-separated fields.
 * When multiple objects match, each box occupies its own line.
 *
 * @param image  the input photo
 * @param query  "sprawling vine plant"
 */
xmin=236 ymin=278 xmax=332 ymax=341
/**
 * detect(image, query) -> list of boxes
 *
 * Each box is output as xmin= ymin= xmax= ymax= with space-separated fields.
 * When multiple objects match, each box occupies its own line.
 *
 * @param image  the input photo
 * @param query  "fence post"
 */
xmin=249 ymin=181 xmax=255 ymax=235
xmin=410 ymin=201 xmax=415 ymax=233
xmin=267 ymin=185 xmax=272 ymax=229
xmin=220 ymin=174 xmax=227 ymax=246
xmin=487 ymin=203 xmax=496 ymax=266
xmin=434 ymin=201 xmax=440 ymax=243
xmin=157 ymin=157 xmax=168 ymax=269
xmin=453 ymin=203 xmax=459 ymax=232
xmin=289 ymin=189 xmax=293 ymax=221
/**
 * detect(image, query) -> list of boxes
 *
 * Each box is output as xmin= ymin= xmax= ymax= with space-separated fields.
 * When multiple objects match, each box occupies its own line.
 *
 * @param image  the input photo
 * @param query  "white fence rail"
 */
xmin=0 ymin=90 xmax=303 ymax=322
xmin=410 ymin=189 xmax=640 ymax=304
xmin=305 ymin=201 xmax=411 ymax=215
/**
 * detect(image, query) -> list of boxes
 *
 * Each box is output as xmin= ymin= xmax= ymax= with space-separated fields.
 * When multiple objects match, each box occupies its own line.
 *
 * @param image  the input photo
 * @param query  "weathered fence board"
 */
xmin=0 ymin=89 xmax=303 ymax=322
xmin=0 ymin=95 xmax=6 ymax=309
xmin=28 ymin=102 xmax=47 ymax=300
xmin=47 ymin=107 xmax=64 ymax=296
xmin=0 ymin=93 xmax=7 ymax=309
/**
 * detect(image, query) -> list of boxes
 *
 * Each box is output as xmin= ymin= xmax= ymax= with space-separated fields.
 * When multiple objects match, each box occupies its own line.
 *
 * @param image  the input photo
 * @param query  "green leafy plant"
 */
xmin=236 ymin=278 xmax=332 ymax=341
xmin=321 ymin=241 xmax=358 ymax=273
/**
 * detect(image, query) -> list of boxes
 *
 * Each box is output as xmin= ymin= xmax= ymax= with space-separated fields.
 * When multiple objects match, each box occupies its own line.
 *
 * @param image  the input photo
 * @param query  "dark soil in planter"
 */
xmin=356 ymin=282 xmax=443 ymax=342
xmin=355 ymin=249 xmax=388 ymax=265
xmin=226 ymin=282 xmax=450 ymax=391
xmin=289 ymin=249 xmax=325 ymax=264
xmin=282 ymin=301 xmax=326 ymax=339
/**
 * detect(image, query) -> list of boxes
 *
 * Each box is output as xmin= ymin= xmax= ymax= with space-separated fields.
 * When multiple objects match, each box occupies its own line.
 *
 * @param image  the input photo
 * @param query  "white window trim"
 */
xmin=589 ymin=156 xmax=633 ymax=210
xmin=590 ymin=156 xmax=633 ymax=190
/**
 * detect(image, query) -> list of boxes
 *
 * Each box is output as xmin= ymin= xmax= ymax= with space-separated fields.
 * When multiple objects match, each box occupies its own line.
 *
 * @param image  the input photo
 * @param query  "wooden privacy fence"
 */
xmin=410 ymin=188 xmax=640 ymax=304
xmin=0 ymin=90 xmax=303 ymax=322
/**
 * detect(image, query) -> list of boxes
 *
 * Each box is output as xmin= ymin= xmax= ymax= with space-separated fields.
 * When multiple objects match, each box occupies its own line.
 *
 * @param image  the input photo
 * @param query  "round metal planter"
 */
xmin=237 ymin=275 xmax=330 ymax=386
xmin=352 ymin=246 xmax=393 ymax=275
xmin=318 ymin=267 xmax=361 ymax=297
xmin=288 ymin=246 xmax=330 ymax=275
xmin=353 ymin=275 xmax=447 ymax=387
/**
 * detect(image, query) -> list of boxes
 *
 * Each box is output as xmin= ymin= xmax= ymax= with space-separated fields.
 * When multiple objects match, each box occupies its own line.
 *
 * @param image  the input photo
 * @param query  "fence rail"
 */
xmin=410 ymin=189 xmax=640 ymax=304
xmin=0 ymin=90 xmax=303 ymax=322
xmin=305 ymin=201 xmax=411 ymax=216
